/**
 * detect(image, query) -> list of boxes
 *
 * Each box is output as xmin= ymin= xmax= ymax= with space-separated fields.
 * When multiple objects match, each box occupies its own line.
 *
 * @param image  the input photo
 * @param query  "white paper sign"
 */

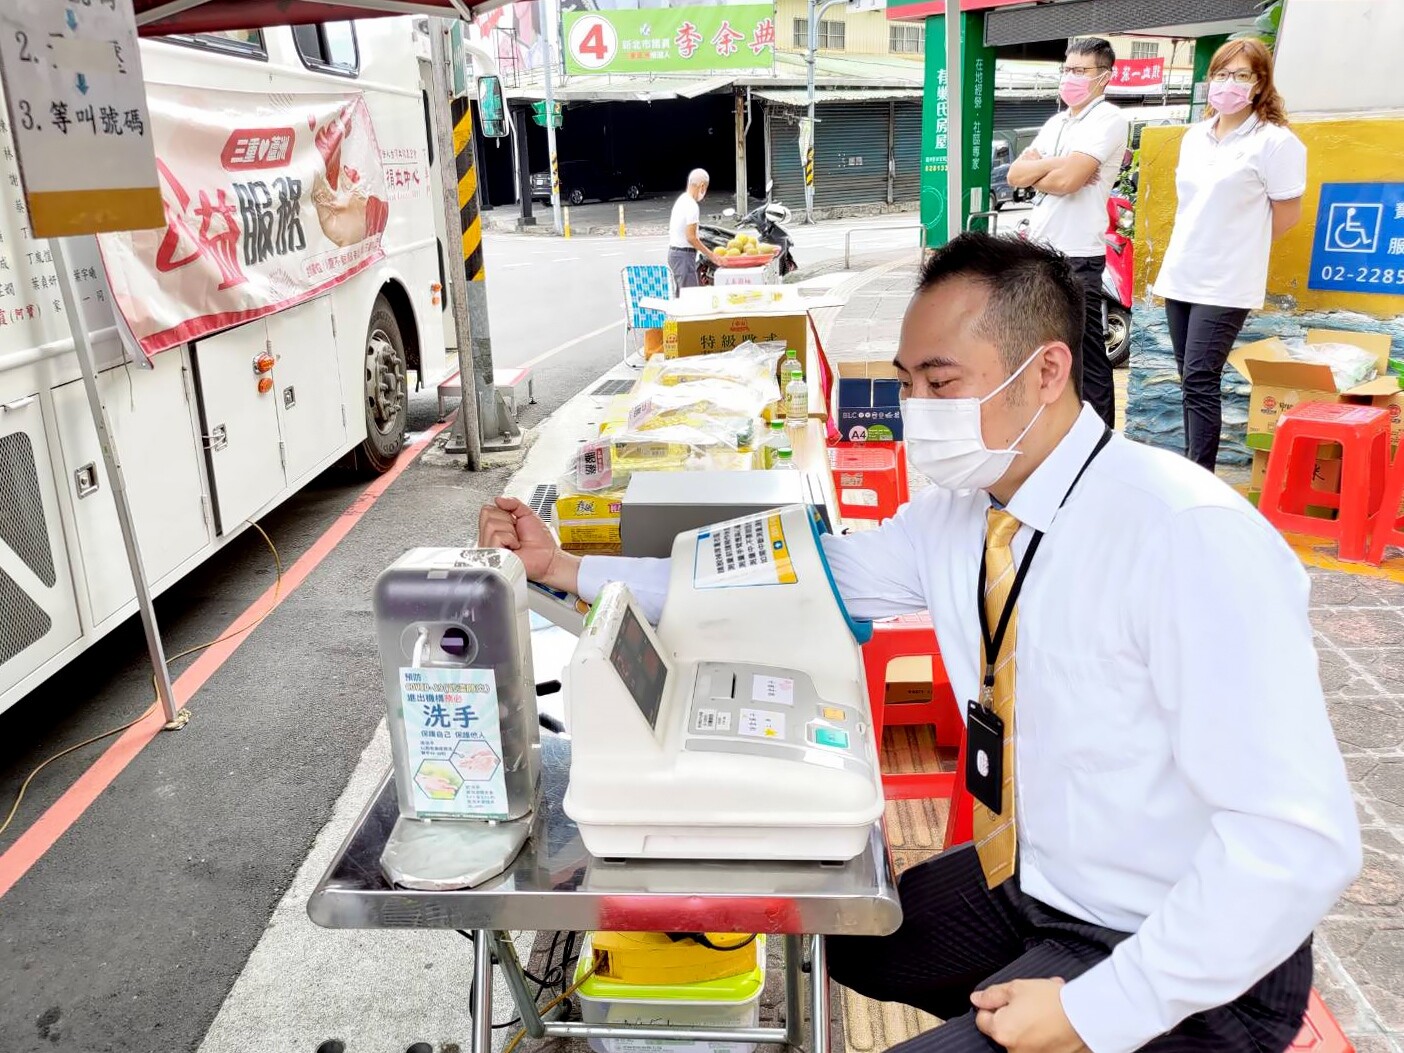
xmin=752 ymin=674 xmax=795 ymax=706
xmin=399 ymin=666 xmax=509 ymax=818
xmin=0 ymin=0 xmax=162 ymax=236
xmin=692 ymin=513 xmax=799 ymax=590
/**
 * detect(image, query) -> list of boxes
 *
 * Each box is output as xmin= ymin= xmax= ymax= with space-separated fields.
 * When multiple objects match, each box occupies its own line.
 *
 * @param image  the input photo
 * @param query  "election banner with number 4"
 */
xmin=1309 ymin=182 xmax=1404 ymax=296
xmin=564 ymin=5 xmax=775 ymax=75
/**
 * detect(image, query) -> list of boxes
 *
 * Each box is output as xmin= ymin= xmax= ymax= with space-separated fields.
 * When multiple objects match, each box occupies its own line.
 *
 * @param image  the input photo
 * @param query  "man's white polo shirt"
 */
xmin=1026 ymin=98 xmax=1129 ymax=259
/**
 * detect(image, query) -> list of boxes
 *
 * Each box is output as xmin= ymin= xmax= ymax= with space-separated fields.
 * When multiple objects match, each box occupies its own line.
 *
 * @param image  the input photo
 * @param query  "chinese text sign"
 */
xmin=1309 ymin=182 xmax=1404 ymax=296
xmin=564 ymin=6 xmax=775 ymax=75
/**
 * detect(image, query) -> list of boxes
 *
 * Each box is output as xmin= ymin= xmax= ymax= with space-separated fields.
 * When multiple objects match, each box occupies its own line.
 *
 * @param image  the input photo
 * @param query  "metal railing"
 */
xmin=843 ymin=224 xmax=927 ymax=269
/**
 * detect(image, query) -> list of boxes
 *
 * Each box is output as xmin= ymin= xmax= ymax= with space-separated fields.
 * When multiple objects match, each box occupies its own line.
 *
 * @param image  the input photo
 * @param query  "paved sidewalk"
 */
xmin=820 ymin=265 xmax=1403 ymax=1052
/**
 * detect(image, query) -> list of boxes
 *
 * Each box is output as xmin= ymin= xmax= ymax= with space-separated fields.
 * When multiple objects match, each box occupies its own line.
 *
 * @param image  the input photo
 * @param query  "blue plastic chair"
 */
xmin=621 ymin=264 xmax=675 ymax=360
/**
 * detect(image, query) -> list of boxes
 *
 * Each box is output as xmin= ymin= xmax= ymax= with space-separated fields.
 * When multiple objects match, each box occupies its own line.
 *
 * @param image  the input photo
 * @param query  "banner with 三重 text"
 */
xmin=563 ymin=5 xmax=775 ymax=75
xmin=98 ymin=85 xmax=389 ymax=359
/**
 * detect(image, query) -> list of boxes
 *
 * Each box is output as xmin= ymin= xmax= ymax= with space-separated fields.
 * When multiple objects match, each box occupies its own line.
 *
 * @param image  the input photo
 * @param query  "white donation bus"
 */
xmin=0 ymin=19 xmax=453 ymax=716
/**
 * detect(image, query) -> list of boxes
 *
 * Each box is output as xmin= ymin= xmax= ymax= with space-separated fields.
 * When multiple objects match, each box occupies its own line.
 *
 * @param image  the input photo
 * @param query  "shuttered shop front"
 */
xmin=892 ymin=101 xmax=921 ymax=203
xmin=768 ymin=101 xmax=894 ymax=210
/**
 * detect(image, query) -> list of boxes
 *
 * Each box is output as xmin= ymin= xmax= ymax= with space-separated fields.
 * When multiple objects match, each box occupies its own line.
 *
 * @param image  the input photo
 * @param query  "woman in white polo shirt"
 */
xmin=1152 ymin=39 xmax=1306 ymax=472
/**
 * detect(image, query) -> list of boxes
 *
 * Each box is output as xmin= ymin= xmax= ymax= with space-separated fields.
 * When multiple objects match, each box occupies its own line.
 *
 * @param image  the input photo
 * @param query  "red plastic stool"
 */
xmin=829 ymin=442 xmax=909 ymax=523
xmin=1367 ymin=441 xmax=1404 ymax=564
xmin=944 ymin=734 xmax=975 ymax=850
xmin=1291 ymin=990 xmax=1355 ymax=1052
xmin=863 ymin=613 xmax=963 ymax=800
xmin=1258 ymin=402 xmax=1390 ymax=562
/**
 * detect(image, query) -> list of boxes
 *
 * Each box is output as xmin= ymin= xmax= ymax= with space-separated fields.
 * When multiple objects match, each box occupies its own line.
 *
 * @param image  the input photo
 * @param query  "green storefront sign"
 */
xmin=919 ymin=11 xmax=995 ymax=246
xmin=563 ymin=5 xmax=776 ymax=75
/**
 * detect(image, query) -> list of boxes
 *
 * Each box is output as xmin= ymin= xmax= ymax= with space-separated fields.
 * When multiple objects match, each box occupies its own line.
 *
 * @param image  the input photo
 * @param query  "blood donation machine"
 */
xmin=561 ymin=504 xmax=883 ymax=862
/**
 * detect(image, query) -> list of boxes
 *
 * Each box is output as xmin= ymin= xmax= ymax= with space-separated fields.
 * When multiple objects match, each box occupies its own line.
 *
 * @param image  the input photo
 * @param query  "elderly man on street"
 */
xmin=667 ymin=168 xmax=719 ymax=289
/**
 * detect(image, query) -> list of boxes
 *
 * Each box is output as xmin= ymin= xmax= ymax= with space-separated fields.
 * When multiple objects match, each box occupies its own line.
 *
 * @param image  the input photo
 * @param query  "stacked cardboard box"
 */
xmin=1228 ymin=329 xmax=1397 ymax=514
xmin=834 ymin=360 xmax=904 ymax=443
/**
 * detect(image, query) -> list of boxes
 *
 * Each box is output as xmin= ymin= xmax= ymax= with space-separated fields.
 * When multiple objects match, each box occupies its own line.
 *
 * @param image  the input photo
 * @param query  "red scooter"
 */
xmin=1102 ymin=194 xmax=1135 ymax=368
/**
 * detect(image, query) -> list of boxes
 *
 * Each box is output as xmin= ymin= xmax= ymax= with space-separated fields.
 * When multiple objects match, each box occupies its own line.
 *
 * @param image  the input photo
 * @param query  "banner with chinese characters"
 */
xmin=563 ymin=5 xmax=775 ymax=75
xmin=1106 ymin=57 xmax=1165 ymax=95
xmin=97 ymin=85 xmax=389 ymax=359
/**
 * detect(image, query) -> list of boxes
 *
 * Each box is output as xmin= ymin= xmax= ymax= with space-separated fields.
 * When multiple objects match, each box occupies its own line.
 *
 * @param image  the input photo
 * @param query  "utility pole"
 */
xmin=540 ymin=0 xmax=563 ymax=235
xmin=805 ymin=0 xmax=848 ymax=224
xmin=944 ymin=3 xmax=963 ymax=242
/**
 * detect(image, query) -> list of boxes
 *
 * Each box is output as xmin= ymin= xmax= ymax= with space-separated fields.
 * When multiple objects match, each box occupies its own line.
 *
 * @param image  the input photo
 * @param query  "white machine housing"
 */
xmin=562 ymin=505 xmax=883 ymax=862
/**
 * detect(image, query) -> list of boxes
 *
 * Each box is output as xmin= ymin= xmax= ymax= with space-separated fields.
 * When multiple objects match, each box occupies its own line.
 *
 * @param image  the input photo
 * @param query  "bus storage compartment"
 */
xmin=265 ymin=296 xmax=347 ymax=487
xmin=0 ymin=388 xmax=81 ymax=714
xmin=51 ymin=352 xmax=209 ymax=628
xmin=193 ymin=321 xmax=287 ymax=535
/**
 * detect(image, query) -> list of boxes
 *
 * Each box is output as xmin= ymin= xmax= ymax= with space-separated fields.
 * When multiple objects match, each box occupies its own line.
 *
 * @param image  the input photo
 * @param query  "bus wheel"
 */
xmin=360 ymin=296 xmax=408 ymax=473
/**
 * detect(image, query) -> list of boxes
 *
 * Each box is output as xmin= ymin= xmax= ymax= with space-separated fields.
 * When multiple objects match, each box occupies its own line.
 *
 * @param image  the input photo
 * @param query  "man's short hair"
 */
xmin=688 ymin=168 xmax=710 ymax=187
xmin=1067 ymin=36 xmax=1116 ymax=70
xmin=916 ymin=232 xmax=1085 ymax=378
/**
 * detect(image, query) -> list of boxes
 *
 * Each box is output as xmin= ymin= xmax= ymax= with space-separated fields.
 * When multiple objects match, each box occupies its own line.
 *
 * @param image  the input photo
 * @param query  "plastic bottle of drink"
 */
xmin=783 ymin=348 xmax=802 ymax=383
xmin=785 ymin=364 xmax=808 ymax=429
xmin=761 ymin=418 xmax=789 ymax=469
xmin=772 ymin=447 xmax=797 ymax=471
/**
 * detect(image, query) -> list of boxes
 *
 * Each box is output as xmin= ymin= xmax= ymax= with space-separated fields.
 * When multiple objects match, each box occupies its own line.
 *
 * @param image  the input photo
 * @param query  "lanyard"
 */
xmin=975 ymin=427 xmax=1112 ymax=708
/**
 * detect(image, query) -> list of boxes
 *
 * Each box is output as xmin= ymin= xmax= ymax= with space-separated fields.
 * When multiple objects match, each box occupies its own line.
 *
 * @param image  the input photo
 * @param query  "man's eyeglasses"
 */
xmin=1059 ymin=64 xmax=1110 ymax=76
xmin=1210 ymin=70 xmax=1257 ymax=84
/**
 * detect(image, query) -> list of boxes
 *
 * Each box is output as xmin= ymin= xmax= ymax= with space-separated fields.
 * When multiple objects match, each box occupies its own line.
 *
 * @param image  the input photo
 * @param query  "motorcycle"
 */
xmin=1102 ymin=194 xmax=1134 ymax=369
xmin=695 ymin=190 xmax=798 ymax=286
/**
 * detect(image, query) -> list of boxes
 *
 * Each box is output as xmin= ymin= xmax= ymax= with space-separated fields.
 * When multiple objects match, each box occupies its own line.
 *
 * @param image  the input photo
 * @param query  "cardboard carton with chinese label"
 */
xmin=835 ymin=360 xmax=903 ymax=442
xmin=1227 ymin=328 xmax=1398 ymax=450
xmin=1247 ymin=448 xmax=1341 ymax=519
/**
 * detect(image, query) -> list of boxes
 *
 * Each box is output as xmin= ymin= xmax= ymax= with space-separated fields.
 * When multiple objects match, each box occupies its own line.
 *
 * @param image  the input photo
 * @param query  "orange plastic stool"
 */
xmin=1258 ymin=402 xmax=1390 ymax=562
xmin=829 ymin=442 xmax=909 ymax=523
xmin=863 ymin=613 xmax=963 ymax=800
xmin=1367 ymin=441 xmax=1404 ymax=564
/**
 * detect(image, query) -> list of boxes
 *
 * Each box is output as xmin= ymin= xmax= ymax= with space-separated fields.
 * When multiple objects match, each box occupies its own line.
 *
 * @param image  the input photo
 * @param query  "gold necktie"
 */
xmin=973 ymin=508 xmax=1022 ymax=888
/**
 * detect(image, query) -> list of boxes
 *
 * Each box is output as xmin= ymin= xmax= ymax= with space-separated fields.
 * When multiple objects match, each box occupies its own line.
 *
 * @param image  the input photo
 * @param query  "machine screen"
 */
xmin=610 ymin=606 xmax=667 ymax=729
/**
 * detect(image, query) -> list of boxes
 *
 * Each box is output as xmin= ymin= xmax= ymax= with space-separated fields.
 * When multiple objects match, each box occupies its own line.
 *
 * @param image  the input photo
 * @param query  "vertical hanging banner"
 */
xmin=563 ymin=5 xmax=776 ymax=75
xmin=97 ymin=86 xmax=390 ymax=359
xmin=918 ymin=11 xmax=993 ymax=246
xmin=0 ymin=0 xmax=163 ymax=237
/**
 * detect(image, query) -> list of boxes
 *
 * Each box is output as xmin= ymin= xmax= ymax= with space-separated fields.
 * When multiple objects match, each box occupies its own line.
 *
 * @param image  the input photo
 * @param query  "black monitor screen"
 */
xmin=609 ymin=606 xmax=667 ymax=730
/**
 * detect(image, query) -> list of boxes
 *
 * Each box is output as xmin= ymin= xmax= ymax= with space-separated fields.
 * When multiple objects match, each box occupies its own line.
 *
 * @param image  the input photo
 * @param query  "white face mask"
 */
xmin=901 ymin=346 xmax=1048 ymax=491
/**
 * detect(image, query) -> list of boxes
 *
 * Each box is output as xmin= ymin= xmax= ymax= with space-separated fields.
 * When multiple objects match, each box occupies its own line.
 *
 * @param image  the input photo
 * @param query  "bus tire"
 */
xmin=360 ymin=295 xmax=409 ymax=474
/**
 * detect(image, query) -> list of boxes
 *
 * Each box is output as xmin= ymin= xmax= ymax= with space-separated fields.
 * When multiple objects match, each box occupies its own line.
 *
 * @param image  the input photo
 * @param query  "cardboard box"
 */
xmin=1228 ymin=328 xmax=1397 ymax=450
xmin=663 ymin=312 xmax=809 ymax=362
xmin=835 ymin=360 xmax=903 ymax=442
xmin=1248 ymin=449 xmax=1342 ymax=520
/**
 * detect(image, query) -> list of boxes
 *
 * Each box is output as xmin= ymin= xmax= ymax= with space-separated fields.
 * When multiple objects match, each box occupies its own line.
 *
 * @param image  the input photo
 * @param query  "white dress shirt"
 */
xmin=577 ymin=405 xmax=1361 ymax=1053
xmin=1152 ymin=116 xmax=1307 ymax=310
xmin=1026 ymin=99 xmax=1130 ymax=258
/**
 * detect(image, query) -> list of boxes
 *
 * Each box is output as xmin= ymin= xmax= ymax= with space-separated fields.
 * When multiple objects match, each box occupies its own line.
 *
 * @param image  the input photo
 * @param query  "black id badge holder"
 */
xmin=965 ymin=677 xmax=1005 ymax=814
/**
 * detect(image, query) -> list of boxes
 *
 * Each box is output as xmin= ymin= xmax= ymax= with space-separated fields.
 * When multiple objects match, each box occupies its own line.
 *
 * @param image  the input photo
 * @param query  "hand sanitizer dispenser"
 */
xmin=373 ymin=548 xmax=540 ymax=889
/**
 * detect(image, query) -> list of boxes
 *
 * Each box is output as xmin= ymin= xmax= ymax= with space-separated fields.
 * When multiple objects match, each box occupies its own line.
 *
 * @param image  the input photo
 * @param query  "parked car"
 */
xmin=529 ymin=160 xmax=643 ymax=205
xmin=991 ymin=163 xmax=1034 ymax=210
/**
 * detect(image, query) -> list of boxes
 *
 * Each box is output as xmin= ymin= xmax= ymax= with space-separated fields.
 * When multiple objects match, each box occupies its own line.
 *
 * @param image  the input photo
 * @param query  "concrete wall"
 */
xmin=1276 ymin=0 xmax=1404 ymax=114
xmin=775 ymin=0 xmax=913 ymax=57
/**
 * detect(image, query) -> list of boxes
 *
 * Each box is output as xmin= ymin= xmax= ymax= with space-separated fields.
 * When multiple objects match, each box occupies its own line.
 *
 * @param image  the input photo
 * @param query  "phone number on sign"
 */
xmin=1319 ymin=265 xmax=1404 ymax=286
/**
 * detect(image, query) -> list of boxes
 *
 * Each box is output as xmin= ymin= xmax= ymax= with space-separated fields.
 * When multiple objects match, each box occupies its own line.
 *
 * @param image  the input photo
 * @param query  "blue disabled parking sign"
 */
xmin=1309 ymin=182 xmax=1404 ymax=294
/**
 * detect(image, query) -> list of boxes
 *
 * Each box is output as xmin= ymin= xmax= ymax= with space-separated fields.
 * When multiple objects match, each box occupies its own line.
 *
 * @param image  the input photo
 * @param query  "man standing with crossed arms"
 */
xmin=1008 ymin=37 xmax=1129 ymax=429
xmin=479 ymin=233 xmax=1359 ymax=1052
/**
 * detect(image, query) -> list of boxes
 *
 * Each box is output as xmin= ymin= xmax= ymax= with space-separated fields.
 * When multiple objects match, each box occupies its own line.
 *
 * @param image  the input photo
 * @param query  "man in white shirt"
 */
xmin=478 ymin=233 xmax=1360 ymax=1053
xmin=667 ymin=168 xmax=719 ymax=289
xmin=1008 ymin=38 xmax=1129 ymax=431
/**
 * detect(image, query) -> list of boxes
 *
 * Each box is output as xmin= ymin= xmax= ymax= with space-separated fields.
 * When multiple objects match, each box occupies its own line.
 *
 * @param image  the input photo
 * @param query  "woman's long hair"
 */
xmin=1204 ymin=38 xmax=1290 ymax=126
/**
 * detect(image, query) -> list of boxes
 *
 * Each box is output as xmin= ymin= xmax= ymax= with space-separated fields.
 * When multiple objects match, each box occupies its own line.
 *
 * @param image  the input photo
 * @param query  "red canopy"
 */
xmin=134 ymin=0 xmax=508 ymax=37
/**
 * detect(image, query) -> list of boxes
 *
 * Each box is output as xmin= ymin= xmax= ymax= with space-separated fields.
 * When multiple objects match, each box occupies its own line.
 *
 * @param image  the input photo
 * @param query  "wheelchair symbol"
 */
xmin=1325 ymin=203 xmax=1382 ymax=254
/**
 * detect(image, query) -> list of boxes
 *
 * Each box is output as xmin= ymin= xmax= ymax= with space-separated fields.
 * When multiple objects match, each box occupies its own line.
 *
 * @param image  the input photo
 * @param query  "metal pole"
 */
xmin=50 ymin=238 xmax=186 ymax=731
xmin=809 ymin=933 xmax=831 ymax=1053
xmin=470 ymin=928 xmax=494 ymax=1053
xmin=944 ymin=1 xmax=963 ymax=243
xmin=540 ymin=0 xmax=563 ymax=235
xmin=513 ymin=103 xmax=536 ymax=228
xmin=430 ymin=20 xmax=484 ymax=469
xmin=734 ymin=88 xmax=748 ymax=218
xmin=805 ymin=1 xmax=818 ymax=224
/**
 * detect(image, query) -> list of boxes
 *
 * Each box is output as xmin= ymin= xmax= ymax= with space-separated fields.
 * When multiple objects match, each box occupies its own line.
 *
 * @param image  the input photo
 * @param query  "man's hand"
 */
xmin=971 ymin=979 xmax=1089 ymax=1053
xmin=1083 ymin=168 xmax=1102 ymax=189
xmin=1021 ymin=147 xmax=1044 ymax=161
xmin=477 ymin=497 xmax=578 ymax=591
